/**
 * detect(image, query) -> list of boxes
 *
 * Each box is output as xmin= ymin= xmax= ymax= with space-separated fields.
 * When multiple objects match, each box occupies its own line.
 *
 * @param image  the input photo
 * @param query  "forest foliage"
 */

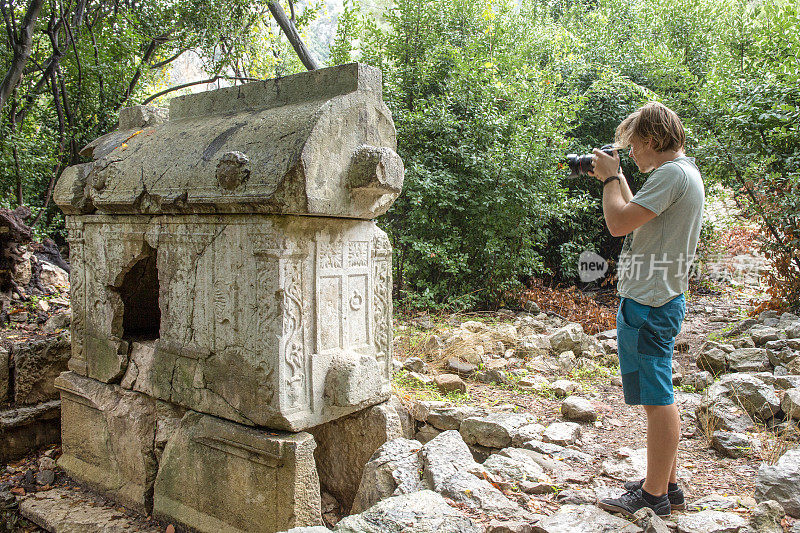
xmin=0 ymin=0 xmax=315 ymax=231
xmin=331 ymin=0 xmax=800 ymax=310
xmin=2 ymin=0 xmax=799 ymax=310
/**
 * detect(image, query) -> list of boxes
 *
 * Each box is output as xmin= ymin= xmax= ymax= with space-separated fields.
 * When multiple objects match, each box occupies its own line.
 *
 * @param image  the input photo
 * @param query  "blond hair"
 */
xmin=615 ymin=102 xmax=686 ymax=152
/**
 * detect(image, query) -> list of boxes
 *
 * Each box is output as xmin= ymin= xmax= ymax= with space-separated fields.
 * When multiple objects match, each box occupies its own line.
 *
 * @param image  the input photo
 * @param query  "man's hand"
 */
xmin=589 ymin=148 xmax=620 ymax=181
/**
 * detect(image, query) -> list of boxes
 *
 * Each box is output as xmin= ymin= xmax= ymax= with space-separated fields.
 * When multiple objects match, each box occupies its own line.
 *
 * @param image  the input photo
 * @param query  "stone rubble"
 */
xmin=8 ymin=177 xmax=800 ymax=533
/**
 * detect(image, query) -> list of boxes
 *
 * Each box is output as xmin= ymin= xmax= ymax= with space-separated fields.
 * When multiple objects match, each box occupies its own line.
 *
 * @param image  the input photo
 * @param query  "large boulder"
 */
xmin=421 ymin=430 xmax=484 ymax=492
xmin=499 ymin=447 xmax=563 ymax=476
xmin=426 ymin=404 xmax=487 ymax=431
xmin=783 ymin=389 xmax=800 ymax=420
xmin=749 ymin=326 xmax=780 ymax=346
xmin=697 ymin=347 xmax=727 ymax=374
xmin=711 ymin=431 xmax=757 ymax=458
xmin=755 ymin=447 xmax=800 ymax=517
xmin=420 ymin=431 xmax=528 ymax=520
xmin=39 ymin=261 xmax=70 ymax=290
xmin=517 ymin=334 xmax=551 ymax=357
xmin=745 ymin=500 xmax=785 ymax=533
xmin=437 ymin=470 xmax=529 ymax=519
xmin=482 ymin=453 xmax=549 ymax=484
xmin=549 ymin=324 xmax=585 ymax=354
xmin=696 ymin=397 xmax=755 ymax=434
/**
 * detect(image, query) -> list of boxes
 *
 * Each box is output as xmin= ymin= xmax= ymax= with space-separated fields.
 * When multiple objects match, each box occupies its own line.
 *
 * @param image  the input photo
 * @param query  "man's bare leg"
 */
xmin=670 ymin=454 xmax=677 ymax=484
xmin=641 ymin=403 xmax=680 ymax=497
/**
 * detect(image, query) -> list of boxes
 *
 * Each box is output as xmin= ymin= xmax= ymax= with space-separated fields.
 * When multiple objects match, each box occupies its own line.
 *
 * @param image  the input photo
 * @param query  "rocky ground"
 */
xmin=342 ymin=206 xmax=799 ymax=532
xmin=3 ymin=192 xmax=800 ymax=533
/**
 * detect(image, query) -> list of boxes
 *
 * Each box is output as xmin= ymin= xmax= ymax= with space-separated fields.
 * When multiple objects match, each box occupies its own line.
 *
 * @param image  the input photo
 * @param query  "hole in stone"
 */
xmin=119 ymin=245 xmax=161 ymax=340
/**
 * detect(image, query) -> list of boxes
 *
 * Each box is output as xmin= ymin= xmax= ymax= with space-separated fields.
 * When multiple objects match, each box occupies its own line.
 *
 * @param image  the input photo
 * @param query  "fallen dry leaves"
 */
xmin=519 ymin=278 xmax=617 ymax=335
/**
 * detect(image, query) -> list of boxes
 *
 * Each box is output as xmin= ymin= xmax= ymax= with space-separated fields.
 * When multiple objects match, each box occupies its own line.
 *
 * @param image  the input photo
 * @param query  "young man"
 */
xmin=589 ymin=102 xmax=705 ymax=517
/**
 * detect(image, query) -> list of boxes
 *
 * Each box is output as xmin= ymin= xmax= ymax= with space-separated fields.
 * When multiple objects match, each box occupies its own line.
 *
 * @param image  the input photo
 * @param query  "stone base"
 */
xmin=153 ymin=411 xmax=322 ymax=533
xmin=0 ymin=400 xmax=61 ymax=462
xmin=55 ymin=371 xmax=162 ymax=513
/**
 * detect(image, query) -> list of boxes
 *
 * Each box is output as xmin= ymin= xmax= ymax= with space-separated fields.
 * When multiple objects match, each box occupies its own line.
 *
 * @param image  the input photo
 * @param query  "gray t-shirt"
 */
xmin=617 ymin=156 xmax=705 ymax=307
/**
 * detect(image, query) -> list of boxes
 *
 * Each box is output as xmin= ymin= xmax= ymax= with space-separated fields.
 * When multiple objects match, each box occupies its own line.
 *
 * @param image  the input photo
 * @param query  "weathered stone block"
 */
xmin=55 ymin=371 xmax=159 ymax=512
xmin=56 ymin=64 xmax=403 ymax=220
xmin=12 ymin=332 xmax=71 ymax=404
xmin=0 ymin=400 xmax=61 ymax=463
xmin=67 ymin=215 xmax=393 ymax=431
xmin=153 ymin=411 xmax=322 ymax=532
xmin=310 ymin=401 xmax=403 ymax=512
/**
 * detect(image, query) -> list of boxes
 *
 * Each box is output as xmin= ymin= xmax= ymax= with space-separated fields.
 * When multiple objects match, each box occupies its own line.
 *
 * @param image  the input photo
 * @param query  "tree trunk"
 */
xmin=268 ymin=1 xmax=319 ymax=71
xmin=0 ymin=0 xmax=46 ymax=112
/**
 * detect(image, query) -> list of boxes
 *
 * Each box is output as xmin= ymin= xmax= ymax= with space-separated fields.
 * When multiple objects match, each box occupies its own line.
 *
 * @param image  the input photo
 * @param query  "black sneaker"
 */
xmin=598 ymin=488 xmax=671 ymax=518
xmin=623 ymin=478 xmax=685 ymax=510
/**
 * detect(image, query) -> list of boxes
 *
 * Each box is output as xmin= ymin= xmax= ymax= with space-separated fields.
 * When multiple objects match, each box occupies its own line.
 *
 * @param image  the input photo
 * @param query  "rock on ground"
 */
xmin=426 ymin=404 xmax=487 ymax=431
xmin=602 ymin=447 xmax=648 ymax=481
xmin=560 ymin=396 xmax=598 ymax=422
xmin=460 ymin=412 xmax=535 ymax=449
xmin=673 ymin=510 xmax=747 ymax=533
xmin=532 ymin=504 xmax=643 ymax=533
xmin=310 ymin=401 xmax=403 ymax=512
xmin=711 ymin=431 xmax=756 ymax=458
xmin=745 ymin=500 xmax=785 ymax=533
xmin=705 ymin=373 xmax=780 ymax=421
xmin=434 ymin=373 xmax=467 ymax=394
xmin=12 ymin=332 xmax=71 ymax=404
xmin=541 ymin=422 xmax=581 ymax=446
xmin=482 ymin=453 xmax=548 ymax=484
xmin=782 ymin=388 xmax=800 ymax=420
xmin=333 ymin=490 xmax=482 ymax=533
xmin=755 ymin=447 xmax=800 ymax=517
xmin=351 ymin=438 xmax=424 ymax=514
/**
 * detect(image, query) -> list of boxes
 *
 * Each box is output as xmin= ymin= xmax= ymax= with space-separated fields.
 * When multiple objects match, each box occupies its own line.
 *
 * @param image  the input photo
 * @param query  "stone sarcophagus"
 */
xmin=61 ymin=214 xmax=393 ymax=431
xmin=55 ymin=63 xmax=401 ymax=432
xmin=53 ymin=63 xmax=404 ymax=532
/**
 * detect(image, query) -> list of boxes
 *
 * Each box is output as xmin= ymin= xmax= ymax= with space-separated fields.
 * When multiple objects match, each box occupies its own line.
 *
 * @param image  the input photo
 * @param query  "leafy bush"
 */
xmin=335 ymin=0 xmax=597 ymax=309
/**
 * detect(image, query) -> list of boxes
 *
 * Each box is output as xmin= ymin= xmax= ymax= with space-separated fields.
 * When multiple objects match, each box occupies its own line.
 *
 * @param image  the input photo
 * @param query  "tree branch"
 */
xmin=267 ymin=1 xmax=318 ymax=71
xmin=29 ymin=70 xmax=65 ymax=228
xmin=149 ymin=47 xmax=188 ymax=70
xmin=0 ymin=0 xmax=46 ymax=112
xmin=120 ymin=37 xmax=158 ymax=107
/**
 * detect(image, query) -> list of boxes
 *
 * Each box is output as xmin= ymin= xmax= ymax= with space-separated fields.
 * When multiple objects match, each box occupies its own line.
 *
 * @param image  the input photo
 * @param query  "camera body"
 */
xmin=566 ymin=144 xmax=617 ymax=178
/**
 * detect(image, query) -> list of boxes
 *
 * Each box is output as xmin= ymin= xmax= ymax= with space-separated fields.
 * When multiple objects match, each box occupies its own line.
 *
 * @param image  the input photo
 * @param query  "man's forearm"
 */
xmin=619 ymin=173 xmax=633 ymax=203
xmin=602 ymin=181 xmax=628 ymax=235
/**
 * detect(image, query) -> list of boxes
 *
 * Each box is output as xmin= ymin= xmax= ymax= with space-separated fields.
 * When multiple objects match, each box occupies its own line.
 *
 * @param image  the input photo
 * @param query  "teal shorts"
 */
xmin=617 ymin=294 xmax=686 ymax=406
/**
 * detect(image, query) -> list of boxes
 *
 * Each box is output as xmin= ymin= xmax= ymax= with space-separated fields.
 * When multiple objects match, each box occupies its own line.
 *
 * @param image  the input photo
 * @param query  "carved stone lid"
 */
xmin=54 ymin=63 xmax=403 ymax=219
